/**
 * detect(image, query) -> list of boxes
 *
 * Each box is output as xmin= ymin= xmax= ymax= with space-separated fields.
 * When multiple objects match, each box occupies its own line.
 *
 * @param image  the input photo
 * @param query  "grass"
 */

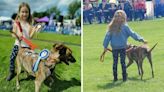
xmin=83 ymin=18 xmax=164 ymax=92
xmin=0 ymin=31 xmax=81 ymax=92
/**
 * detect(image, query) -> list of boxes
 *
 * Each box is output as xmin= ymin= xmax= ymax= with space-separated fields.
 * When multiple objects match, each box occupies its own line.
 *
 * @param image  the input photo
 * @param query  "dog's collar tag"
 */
xmin=32 ymin=49 xmax=50 ymax=72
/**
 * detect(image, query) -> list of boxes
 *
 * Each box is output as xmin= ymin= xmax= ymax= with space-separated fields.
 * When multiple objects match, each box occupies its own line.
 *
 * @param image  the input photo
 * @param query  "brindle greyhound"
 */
xmin=126 ymin=43 xmax=157 ymax=80
xmin=16 ymin=43 xmax=76 ymax=92
xmin=10 ymin=31 xmax=76 ymax=92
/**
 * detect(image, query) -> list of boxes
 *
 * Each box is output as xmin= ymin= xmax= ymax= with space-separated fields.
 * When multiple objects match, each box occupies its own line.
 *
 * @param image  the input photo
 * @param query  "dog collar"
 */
xmin=32 ymin=49 xmax=50 ymax=72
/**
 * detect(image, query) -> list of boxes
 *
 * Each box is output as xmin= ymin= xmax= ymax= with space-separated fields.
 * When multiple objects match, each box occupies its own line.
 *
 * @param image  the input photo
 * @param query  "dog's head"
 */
xmin=46 ymin=43 xmax=76 ymax=67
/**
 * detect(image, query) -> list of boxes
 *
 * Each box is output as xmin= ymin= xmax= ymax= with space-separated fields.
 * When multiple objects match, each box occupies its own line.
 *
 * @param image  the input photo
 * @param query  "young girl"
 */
xmin=7 ymin=2 xmax=40 ymax=81
xmin=102 ymin=10 xmax=147 ymax=82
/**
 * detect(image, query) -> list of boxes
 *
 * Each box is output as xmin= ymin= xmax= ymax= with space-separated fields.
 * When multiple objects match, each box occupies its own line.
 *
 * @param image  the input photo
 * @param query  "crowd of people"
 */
xmin=154 ymin=0 xmax=164 ymax=18
xmin=83 ymin=0 xmax=164 ymax=24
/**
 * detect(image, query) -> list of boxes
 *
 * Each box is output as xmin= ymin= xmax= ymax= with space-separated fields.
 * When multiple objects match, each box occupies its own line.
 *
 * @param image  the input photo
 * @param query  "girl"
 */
xmin=102 ymin=10 xmax=147 ymax=82
xmin=7 ymin=2 xmax=40 ymax=81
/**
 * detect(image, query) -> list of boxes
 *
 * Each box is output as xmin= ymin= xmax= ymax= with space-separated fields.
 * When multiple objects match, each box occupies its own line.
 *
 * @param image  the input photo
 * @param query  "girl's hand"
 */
xmin=29 ymin=24 xmax=42 ymax=38
xmin=35 ymin=24 xmax=42 ymax=32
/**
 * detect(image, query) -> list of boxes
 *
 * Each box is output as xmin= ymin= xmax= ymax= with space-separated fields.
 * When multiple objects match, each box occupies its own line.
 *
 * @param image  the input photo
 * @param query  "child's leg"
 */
xmin=10 ymin=45 xmax=19 ymax=72
xmin=112 ymin=49 xmax=119 ymax=81
xmin=120 ymin=48 xmax=127 ymax=81
xmin=7 ymin=45 xmax=19 ymax=81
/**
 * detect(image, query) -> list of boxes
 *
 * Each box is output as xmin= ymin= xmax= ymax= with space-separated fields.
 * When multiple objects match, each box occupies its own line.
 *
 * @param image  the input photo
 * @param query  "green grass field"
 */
xmin=0 ymin=31 xmax=81 ymax=92
xmin=83 ymin=18 xmax=164 ymax=92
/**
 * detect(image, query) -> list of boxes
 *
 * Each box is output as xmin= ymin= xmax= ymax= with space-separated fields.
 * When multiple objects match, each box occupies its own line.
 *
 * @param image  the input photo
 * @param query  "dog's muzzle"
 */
xmin=60 ymin=55 xmax=76 ymax=65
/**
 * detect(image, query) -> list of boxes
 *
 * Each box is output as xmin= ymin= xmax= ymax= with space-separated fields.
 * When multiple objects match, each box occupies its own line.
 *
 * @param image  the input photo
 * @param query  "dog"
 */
xmin=16 ymin=43 xmax=76 ymax=92
xmin=126 ymin=43 xmax=157 ymax=80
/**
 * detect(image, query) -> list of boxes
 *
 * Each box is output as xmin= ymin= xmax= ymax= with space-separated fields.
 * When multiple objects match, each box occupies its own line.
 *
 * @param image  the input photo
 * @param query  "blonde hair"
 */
xmin=15 ymin=2 xmax=33 ymax=24
xmin=108 ymin=10 xmax=127 ymax=33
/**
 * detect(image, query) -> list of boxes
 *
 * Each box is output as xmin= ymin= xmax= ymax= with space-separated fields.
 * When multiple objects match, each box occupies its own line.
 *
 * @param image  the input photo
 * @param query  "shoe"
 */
xmin=113 ymin=78 xmax=118 ymax=82
xmin=123 ymin=78 xmax=127 ymax=82
xmin=6 ymin=72 xmax=16 ymax=81
xmin=123 ymin=73 xmax=128 ymax=82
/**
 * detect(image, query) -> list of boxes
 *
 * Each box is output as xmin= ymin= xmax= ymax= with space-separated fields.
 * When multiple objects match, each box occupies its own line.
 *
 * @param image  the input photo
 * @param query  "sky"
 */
xmin=0 ymin=0 xmax=80 ymax=17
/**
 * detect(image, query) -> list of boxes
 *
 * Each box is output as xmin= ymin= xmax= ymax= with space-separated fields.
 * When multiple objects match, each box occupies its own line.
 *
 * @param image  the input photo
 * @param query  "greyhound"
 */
xmin=126 ymin=43 xmax=158 ymax=80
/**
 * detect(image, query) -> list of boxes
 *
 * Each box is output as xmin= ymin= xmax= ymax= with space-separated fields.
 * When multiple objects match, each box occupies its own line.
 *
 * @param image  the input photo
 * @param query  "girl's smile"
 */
xmin=19 ymin=6 xmax=29 ymax=21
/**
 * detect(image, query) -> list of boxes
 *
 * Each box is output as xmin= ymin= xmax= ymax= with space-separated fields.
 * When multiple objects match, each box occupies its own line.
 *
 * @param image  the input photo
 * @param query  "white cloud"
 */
xmin=58 ymin=0 xmax=74 ymax=6
xmin=0 ymin=0 xmax=79 ymax=17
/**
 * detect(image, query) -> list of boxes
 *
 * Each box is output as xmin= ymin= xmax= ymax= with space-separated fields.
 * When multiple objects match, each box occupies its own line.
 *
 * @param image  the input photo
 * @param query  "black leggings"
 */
xmin=112 ymin=48 xmax=127 ymax=78
xmin=9 ymin=45 xmax=19 ymax=72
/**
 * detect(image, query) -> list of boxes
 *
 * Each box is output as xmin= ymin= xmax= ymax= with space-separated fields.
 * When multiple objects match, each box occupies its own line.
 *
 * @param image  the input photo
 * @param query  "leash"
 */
xmin=100 ymin=48 xmax=112 ymax=62
xmin=100 ymin=47 xmax=133 ymax=62
xmin=15 ymin=21 xmax=38 ymax=50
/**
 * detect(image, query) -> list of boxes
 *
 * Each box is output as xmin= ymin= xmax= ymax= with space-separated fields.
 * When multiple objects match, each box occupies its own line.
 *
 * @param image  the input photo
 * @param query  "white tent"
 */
xmin=0 ymin=16 xmax=12 ymax=22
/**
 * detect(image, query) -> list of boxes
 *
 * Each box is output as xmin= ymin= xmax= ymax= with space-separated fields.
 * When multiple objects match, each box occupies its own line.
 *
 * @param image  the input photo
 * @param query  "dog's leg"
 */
xmin=136 ymin=61 xmax=141 ymax=75
xmin=35 ymin=73 xmax=46 ymax=92
xmin=147 ymin=53 xmax=154 ymax=78
xmin=126 ymin=58 xmax=133 ymax=68
xmin=16 ymin=58 xmax=21 ymax=90
xmin=139 ymin=60 xmax=144 ymax=80
xmin=35 ymin=80 xmax=42 ymax=92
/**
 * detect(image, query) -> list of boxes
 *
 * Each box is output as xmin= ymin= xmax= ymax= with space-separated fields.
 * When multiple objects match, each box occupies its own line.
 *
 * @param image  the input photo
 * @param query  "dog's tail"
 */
xmin=148 ymin=43 xmax=158 ymax=52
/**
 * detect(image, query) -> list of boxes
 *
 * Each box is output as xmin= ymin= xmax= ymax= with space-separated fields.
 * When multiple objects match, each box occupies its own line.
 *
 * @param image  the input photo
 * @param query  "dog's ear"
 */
xmin=53 ymin=43 xmax=67 ymax=54
xmin=59 ymin=47 xmax=67 ymax=55
xmin=53 ymin=43 xmax=63 ymax=50
xmin=56 ymin=45 xmax=64 ymax=50
xmin=53 ymin=43 xmax=60 ymax=48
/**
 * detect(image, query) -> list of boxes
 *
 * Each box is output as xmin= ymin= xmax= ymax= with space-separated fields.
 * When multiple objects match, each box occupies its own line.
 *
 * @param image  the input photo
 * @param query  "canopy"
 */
xmin=36 ymin=16 xmax=49 ymax=22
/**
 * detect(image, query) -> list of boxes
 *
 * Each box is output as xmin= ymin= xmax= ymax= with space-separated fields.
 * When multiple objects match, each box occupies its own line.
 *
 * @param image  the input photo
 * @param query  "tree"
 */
xmin=32 ymin=6 xmax=61 ymax=19
xmin=47 ymin=6 xmax=61 ymax=17
xmin=68 ymin=1 xmax=81 ymax=19
xmin=33 ymin=11 xmax=49 ymax=18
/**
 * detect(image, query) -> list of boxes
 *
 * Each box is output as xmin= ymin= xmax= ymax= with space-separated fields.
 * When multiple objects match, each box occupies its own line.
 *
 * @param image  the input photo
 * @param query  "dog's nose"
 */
xmin=73 ymin=59 xmax=76 ymax=62
xmin=69 ymin=55 xmax=76 ymax=63
xmin=71 ymin=57 xmax=76 ymax=63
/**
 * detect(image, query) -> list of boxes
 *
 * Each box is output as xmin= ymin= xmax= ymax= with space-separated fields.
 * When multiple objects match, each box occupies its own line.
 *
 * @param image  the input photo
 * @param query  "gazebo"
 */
xmin=36 ymin=16 xmax=49 ymax=22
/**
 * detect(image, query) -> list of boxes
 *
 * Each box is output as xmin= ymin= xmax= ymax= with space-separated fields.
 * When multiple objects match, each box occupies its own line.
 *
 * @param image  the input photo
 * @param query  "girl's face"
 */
xmin=19 ymin=6 xmax=29 ymax=21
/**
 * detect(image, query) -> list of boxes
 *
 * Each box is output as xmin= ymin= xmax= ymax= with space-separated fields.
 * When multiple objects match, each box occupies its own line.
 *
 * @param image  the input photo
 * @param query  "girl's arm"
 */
xmin=11 ymin=23 xmax=17 ymax=37
xmin=11 ymin=23 xmax=22 ymax=38
xmin=100 ymin=31 xmax=112 ymax=62
xmin=103 ymin=31 xmax=111 ymax=48
xmin=125 ymin=25 xmax=146 ymax=43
